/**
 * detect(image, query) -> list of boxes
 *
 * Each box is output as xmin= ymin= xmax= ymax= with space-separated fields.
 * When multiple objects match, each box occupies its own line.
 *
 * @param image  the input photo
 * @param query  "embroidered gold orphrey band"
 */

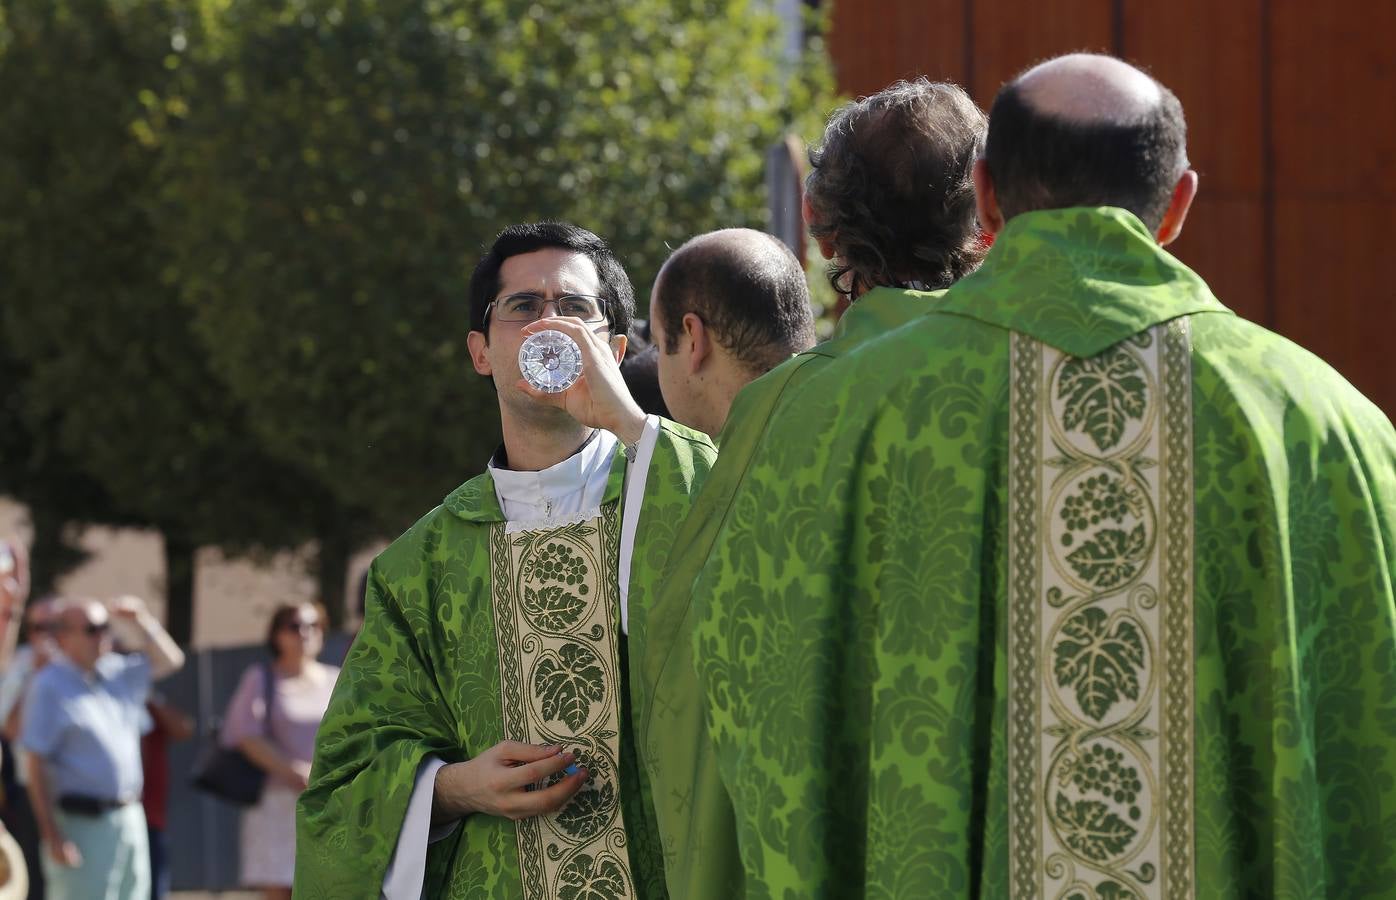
xmin=1008 ymin=321 xmax=1195 ymax=900
xmin=490 ymin=503 xmax=635 ymax=900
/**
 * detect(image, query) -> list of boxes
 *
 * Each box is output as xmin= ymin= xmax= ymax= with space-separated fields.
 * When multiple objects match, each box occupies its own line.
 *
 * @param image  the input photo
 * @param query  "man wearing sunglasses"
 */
xmin=17 ymin=597 xmax=183 ymax=900
xmin=299 ymin=222 xmax=716 ymax=900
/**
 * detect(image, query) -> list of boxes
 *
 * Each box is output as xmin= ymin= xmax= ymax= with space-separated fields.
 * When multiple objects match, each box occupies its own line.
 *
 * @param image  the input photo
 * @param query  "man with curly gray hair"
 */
xmin=632 ymin=79 xmax=988 ymax=900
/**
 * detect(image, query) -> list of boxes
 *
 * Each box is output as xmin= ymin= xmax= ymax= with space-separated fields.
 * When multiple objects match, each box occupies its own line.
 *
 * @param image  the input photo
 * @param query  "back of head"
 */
xmin=985 ymin=54 xmax=1189 ymax=229
xmin=654 ymin=228 xmax=815 ymax=376
xmin=806 ymin=78 xmax=987 ymax=297
xmin=467 ymin=222 xmax=635 ymax=337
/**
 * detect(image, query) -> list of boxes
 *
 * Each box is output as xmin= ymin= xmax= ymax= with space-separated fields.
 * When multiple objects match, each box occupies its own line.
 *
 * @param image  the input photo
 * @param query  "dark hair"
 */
xmin=806 ymin=79 xmax=987 ymax=298
xmin=266 ymin=601 xmax=328 ymax=658
xmin=619 ymin=344 xmax=671 ymax=418
xmin=984 ymin=76 xmax=1188 ymax=229
xmin=466 ymin=222 xmax=634 ymax=339
xmin=654 ymin=230 xmax=815 ymax=375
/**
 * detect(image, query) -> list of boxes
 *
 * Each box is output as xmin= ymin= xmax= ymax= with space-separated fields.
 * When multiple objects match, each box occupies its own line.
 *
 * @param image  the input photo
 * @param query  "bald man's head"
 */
xmin=653 ymin=228 xmax=815 ymax=375
xmin=984 ymin=53 xmax=1188 ymax=228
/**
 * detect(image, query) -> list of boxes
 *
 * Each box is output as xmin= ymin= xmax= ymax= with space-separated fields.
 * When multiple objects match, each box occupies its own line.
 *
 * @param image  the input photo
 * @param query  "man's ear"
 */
xmin=684 ymin=313 xmax=711 ymax=375
xmin=1155 ymin=170 xmax=1198 ymax=247
xmin=466 ymin=330 xmax=492 ymax=376
xmin=803 ymin=193 xmax=838 ymax=261
xmin=972 ymin=158 xmax=1005 ymax=236
xmin=608 ymin=333 xmax=627 ymax=363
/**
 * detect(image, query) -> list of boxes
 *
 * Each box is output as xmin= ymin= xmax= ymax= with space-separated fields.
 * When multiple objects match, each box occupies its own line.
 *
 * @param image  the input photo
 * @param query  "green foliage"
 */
xmin=161 ymin=0 xmax=832 ymax=527
xmin=0 ymin=0 xmax=834 ymax=563
xmin=0 ymin=0 xmax=340 ymax=553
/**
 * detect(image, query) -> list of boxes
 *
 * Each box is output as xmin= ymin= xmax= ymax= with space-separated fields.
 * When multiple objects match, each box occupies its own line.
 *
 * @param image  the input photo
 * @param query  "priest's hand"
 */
xmin=432 ymin=741 xmax=588 ymax=824
xmin=516 ymin=317 xmax=648 ymax=447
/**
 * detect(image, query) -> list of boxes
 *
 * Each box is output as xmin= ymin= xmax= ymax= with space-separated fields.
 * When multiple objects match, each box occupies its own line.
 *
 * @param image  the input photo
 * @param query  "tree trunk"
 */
xmin=316 ymin=529 xmax=350 ymax=632
xmin=163 ymin=532 xmax=195 ymax=646
xmin=25 ymin=506 xmax=87 ymax=602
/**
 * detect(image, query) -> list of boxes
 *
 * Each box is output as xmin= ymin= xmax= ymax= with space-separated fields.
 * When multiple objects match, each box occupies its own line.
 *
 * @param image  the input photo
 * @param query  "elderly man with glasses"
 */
xmin=297 ymin=222 xmax=716 ymax=900
xmin=17 ymin=596 xmax=183 ymax=900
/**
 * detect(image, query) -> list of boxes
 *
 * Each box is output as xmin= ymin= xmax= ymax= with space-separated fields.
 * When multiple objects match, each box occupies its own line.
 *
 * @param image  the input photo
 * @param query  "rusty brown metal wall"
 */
xmin=826 ymin=0 xmax=1395 ymax=416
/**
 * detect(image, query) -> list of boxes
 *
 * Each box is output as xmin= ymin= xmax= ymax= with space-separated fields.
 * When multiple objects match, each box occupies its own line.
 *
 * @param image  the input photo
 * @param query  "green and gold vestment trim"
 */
xmin=1009 ymin=321 xmax=1195 ymax=899
xmin=490 ymin=503 xmax=635 ymax=899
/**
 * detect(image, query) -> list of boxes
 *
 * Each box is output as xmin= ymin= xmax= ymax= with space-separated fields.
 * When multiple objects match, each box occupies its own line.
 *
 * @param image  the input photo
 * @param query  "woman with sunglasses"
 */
xmin=220 ymin=602 xmax=337 ymax=900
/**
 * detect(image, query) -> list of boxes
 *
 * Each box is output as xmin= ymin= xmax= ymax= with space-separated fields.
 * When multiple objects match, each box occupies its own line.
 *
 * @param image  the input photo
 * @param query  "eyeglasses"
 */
xmin=282 ymin=620 xmax=323 ymax=634
xmin=81 ymin=621 xmax=108 ymax=636
xmin=484 ymin=293 xmax=609 ymax=325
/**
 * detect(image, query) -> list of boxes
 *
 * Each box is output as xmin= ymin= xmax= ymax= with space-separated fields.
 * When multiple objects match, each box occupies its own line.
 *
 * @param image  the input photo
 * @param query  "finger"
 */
xmin=494 ymin=741 xmax=563 ymax=764
xmin=506 ymin=750 xmax=576 ymax=789
xmin=513 ymin=767 xmax=589 ymax=817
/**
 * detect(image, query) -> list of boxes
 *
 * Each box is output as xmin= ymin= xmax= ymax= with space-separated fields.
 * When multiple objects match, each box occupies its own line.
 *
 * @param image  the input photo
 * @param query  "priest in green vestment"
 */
xmin=694 ymin=55 xmax=1396 ymax=898
xmin=294 ymin=223 xmax=715 ymax=900
xmin=633 ymin=81 xmax=991 ymax=899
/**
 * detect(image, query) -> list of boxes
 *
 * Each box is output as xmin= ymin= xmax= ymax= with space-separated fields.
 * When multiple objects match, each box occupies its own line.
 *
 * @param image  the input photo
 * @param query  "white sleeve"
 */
xmin=380 ymin=755 xmax=456 ymax=900
xmin=618 ymin=415 xmax=661 ymax=636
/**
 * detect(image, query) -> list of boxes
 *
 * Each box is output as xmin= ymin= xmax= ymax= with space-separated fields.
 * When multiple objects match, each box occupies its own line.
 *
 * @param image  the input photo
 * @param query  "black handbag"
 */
xmin=191 ymin=662 xmax=275 ymax=806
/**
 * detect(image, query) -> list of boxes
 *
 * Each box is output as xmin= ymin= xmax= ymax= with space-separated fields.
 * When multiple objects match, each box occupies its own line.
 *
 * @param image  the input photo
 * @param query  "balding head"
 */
xmin=983 ymin=53 xmax=1189 ymax=229
xmin=1015 ymin=54 xmax=1164 ymax=123
xmin=650 ymin=228 xmax=815 ymax=436
xmin=653 ymin=228 xmax=814 ymax=375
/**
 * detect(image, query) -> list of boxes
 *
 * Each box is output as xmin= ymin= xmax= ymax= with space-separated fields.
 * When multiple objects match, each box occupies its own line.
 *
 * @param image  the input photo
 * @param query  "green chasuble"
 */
xmin=694 ymin=207 xmax=1396 ymax=898
xmin=296 ymin=420 xmax=714 ymax=900
xmin=631 ymin=287 xmax=941 ymax=900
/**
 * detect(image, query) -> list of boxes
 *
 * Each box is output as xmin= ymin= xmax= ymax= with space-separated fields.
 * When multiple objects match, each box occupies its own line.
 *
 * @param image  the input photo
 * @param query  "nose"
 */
xmin=537 ymin=299 xmax=565 ymax=320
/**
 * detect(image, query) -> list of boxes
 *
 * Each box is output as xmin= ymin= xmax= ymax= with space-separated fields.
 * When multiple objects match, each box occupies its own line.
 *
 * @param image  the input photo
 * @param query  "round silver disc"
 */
xmin=518 ymin=330 xmax=583 ymax=394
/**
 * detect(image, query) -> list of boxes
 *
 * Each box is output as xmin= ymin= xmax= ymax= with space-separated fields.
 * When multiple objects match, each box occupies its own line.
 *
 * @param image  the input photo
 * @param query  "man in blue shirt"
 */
xmin=19 ymin=596 xmax=183 ymax=900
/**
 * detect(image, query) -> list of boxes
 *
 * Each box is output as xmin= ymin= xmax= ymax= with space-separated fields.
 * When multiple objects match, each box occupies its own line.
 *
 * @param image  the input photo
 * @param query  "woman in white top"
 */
xmin=221 ymin=601 xmax=338 ymax=900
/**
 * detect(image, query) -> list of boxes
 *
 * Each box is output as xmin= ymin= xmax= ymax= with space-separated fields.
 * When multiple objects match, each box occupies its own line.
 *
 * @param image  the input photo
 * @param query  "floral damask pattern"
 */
xmin=691 ymin=207 xmax=1396 ymax=899
xmin=296 ymin=425 xmax=714 ymax=900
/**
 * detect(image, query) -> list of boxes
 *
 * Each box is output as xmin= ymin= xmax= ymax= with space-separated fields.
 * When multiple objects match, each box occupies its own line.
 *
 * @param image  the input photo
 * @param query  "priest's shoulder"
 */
xmin=373 ymin=472 xmax=497 ymax=569
xmin=653 ymin=417 xmax=718 ymax=483
xmin=1191 ymin=313 xmax=1396 ymax=441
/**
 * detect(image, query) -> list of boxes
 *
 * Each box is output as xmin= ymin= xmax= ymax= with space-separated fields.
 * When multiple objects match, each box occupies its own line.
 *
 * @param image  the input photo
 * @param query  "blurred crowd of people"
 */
xmin=0 ymin=538 xmax=337 ymax=900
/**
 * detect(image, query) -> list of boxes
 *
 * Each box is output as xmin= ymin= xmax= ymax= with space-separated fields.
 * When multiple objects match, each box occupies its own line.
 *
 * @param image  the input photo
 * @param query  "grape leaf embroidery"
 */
xmin=1058 ymin=348 xmax=1147 ymax=452
xmin=558 ymin=852 xmax=628 ymax=900
xmin=523 ymin=585 xmax=587 ymax=631
xmin=1053 ymin=607 xmax=1145 ymax=721
xmin=535 ymin=643 xmax=605 ymax=730
xmin=1065 ymin=524 xmax=1147 ymax=589
xmin=555 ymin=781 xmax=615 ymax=840
xmin=1053 ymin=793 xmax=1138 ymax=862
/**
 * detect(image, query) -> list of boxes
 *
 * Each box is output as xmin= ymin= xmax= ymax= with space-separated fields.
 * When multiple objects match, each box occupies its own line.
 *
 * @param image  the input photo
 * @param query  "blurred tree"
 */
xmin=0 ymin=0 xmax=364 ymax=638
xmin=162 ymin=0 xmax=833 ymax=529
xmin=0 ymin=347 xmax=125 ymax=596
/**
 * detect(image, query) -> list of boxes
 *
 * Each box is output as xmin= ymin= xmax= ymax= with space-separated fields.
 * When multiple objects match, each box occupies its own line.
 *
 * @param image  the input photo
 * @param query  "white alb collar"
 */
xmin=488 ymin=429 xmax=618 ymax=526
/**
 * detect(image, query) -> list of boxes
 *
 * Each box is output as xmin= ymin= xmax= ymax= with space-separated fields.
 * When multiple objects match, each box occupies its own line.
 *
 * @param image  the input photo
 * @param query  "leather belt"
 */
xmin=58 ymin=794 xmax=138 ymax=816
